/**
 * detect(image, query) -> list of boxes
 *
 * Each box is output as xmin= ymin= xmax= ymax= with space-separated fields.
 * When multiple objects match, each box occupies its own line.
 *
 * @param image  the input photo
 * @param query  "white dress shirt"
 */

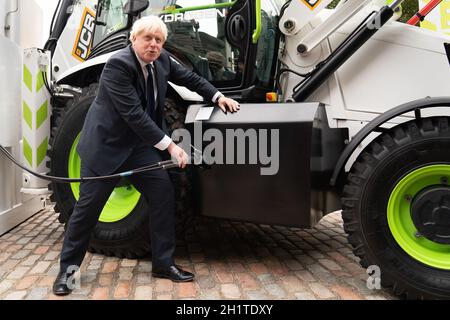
xmin=134 ymin=52 xmax=172 ymax=150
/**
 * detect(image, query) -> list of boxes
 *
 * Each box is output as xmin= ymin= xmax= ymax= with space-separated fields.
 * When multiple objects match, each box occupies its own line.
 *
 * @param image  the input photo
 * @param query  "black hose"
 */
xmin=49 ymin=0 xmax=63 ymax=36
xmin=0 ymin=144 xmax=179 ymax=183
xmin=279 ymin=0 xmax=292 ymax=19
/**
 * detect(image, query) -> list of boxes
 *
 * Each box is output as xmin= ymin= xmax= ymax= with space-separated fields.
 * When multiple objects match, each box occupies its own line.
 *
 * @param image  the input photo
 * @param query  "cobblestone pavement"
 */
xmin=0 ymin=207 xmax=396 ymax=300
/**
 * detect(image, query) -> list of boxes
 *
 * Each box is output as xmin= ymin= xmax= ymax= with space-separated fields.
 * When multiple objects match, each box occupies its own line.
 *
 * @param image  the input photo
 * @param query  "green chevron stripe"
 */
xmin=23 ymin=101 xmax=32 ymax=129
xmin=36 ymin=100 xmax=48 ymax=129
xmin=36 ymin=71 xmax=45 ymax=92
xmin=23 ymin=138 xmax=32 ymax=167
xmin=37 ymin=137 xmax=48 ymax=167
xmin=23 ymin=65 xmax=32 ymax=92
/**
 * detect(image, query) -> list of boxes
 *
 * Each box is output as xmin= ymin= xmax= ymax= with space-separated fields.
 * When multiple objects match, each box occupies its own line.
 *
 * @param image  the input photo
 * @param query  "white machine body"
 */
xmin=278 ymin=3 xmax=450 ymax=141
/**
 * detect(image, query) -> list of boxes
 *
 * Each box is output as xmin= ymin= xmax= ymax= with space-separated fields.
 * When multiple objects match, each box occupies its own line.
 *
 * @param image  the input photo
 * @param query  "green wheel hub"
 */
xmin=387 ymin=164 xmax=450 ymax=270
xmin=68 ymin=134 xmax=140 ymax=223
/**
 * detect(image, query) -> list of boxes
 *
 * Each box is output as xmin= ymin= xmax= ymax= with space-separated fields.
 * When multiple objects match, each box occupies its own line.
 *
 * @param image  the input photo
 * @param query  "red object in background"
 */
xmin=407 ymin=0 xmax=443 ymax=25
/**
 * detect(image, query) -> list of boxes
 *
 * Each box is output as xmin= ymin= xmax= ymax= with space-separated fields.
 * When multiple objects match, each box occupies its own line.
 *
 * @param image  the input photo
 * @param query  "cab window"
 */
xmin=146 ymin=0 xmax=245 ymax=88
xmin=145 ymin=0 xmax=279 ymax=92
xmin=93 ymin=0 xmax=129 ymax=48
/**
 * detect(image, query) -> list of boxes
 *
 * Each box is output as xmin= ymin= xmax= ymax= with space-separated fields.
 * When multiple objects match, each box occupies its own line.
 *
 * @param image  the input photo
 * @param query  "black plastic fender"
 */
xmin=330 ymin=96 xmax=450 ymax=186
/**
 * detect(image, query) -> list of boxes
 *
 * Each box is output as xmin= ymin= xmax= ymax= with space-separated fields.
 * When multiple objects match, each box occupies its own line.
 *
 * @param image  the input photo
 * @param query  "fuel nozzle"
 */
xmin=190 ymin=144 xmax=203 ymax=164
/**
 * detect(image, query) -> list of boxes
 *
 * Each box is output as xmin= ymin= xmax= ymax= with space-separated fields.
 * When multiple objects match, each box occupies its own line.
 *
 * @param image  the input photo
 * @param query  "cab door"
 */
xmin=149 ymin=0 xmax=279 ymax=101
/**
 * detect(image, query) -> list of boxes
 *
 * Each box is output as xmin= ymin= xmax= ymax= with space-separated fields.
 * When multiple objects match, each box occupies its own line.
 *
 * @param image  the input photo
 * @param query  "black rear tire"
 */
xmin=164 ymin=97 xmax=194 ymax=234
xmin=342 ymin=117 xmax=450 ymax=299
xmin=48 ymin=84 xmax=150 ymax=258
xmin=48 ymin=86 xmax=193 ymax=258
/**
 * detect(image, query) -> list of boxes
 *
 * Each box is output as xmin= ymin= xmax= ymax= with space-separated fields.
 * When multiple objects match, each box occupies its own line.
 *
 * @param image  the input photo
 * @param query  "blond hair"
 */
xmin=130 ymin=16 xmax=168 ymax=42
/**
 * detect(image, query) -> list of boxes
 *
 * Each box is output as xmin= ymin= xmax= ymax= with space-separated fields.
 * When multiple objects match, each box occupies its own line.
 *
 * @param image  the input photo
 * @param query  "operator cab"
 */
xmin=50 ymin=0 xmax=282 ymax=101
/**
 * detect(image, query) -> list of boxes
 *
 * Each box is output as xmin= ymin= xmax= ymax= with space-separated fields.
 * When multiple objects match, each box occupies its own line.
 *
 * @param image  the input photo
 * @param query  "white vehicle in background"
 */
xmin=0 ymin=0 xmax=48 ymax=237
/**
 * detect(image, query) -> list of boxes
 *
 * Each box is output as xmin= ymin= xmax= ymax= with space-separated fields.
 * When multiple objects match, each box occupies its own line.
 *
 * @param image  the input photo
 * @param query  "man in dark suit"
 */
xmin=53 ymin=15 xmax=240 ymax=295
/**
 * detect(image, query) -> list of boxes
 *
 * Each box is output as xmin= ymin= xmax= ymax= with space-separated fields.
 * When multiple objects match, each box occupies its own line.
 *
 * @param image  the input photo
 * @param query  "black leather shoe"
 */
xmin=152 ymin=265 xmax=195 ymax=282
xmin=52 ymin=270 xmax=74 ymax=296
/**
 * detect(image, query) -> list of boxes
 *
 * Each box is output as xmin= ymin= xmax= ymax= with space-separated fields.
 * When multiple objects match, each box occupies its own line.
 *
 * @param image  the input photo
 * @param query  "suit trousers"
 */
xmin=59 ymin=144 xmax=175 ymax=272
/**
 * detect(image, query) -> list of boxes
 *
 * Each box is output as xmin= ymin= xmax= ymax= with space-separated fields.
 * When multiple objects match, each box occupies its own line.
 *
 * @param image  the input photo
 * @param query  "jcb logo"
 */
xmin=72 ymin=7 xmax=96 ymax=62
xmin=300 ymin=0 xmax=322 ymax=10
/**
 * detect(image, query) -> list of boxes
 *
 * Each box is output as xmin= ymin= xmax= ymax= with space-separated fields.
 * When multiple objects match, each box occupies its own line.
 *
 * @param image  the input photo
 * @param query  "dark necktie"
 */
xmin=146 ymin=64 xmax=156 ymax=121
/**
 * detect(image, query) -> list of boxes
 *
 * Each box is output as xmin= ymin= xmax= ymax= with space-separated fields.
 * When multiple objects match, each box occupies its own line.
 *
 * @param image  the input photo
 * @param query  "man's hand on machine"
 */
xmin=217 ymin=95 xmax=240 ymax=114
xmin=167 ymin=142 xmax=189 ymax=169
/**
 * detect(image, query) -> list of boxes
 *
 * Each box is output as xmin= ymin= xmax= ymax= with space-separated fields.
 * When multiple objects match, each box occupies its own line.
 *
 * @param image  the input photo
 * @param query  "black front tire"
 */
xmin=342 ymin=117 xmax=450 ymax=299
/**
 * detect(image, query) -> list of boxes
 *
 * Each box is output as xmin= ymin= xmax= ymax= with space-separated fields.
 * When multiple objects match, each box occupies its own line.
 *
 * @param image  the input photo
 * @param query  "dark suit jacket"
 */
xmin=77 ymin=45 xmax=218 ymax=175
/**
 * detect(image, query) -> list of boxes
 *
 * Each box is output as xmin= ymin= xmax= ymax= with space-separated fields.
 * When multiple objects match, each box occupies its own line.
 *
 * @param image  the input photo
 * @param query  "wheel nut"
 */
xmin=440 ymin=177 xmax=448 ymax=185
xmin=297 ymin=44 xmax=308 ymax=54
xmin=284 ymin=20 xmax=295 ymax=31
xmin=404 ymin=195 xmax=412 ymax=202
xmin=414 ymin=231 xmax=422 ymax=238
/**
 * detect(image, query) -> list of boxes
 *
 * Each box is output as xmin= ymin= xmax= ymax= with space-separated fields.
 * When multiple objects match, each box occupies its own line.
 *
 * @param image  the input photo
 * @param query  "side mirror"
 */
xmin=123 ymin=0 xmax=150 ymax=15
